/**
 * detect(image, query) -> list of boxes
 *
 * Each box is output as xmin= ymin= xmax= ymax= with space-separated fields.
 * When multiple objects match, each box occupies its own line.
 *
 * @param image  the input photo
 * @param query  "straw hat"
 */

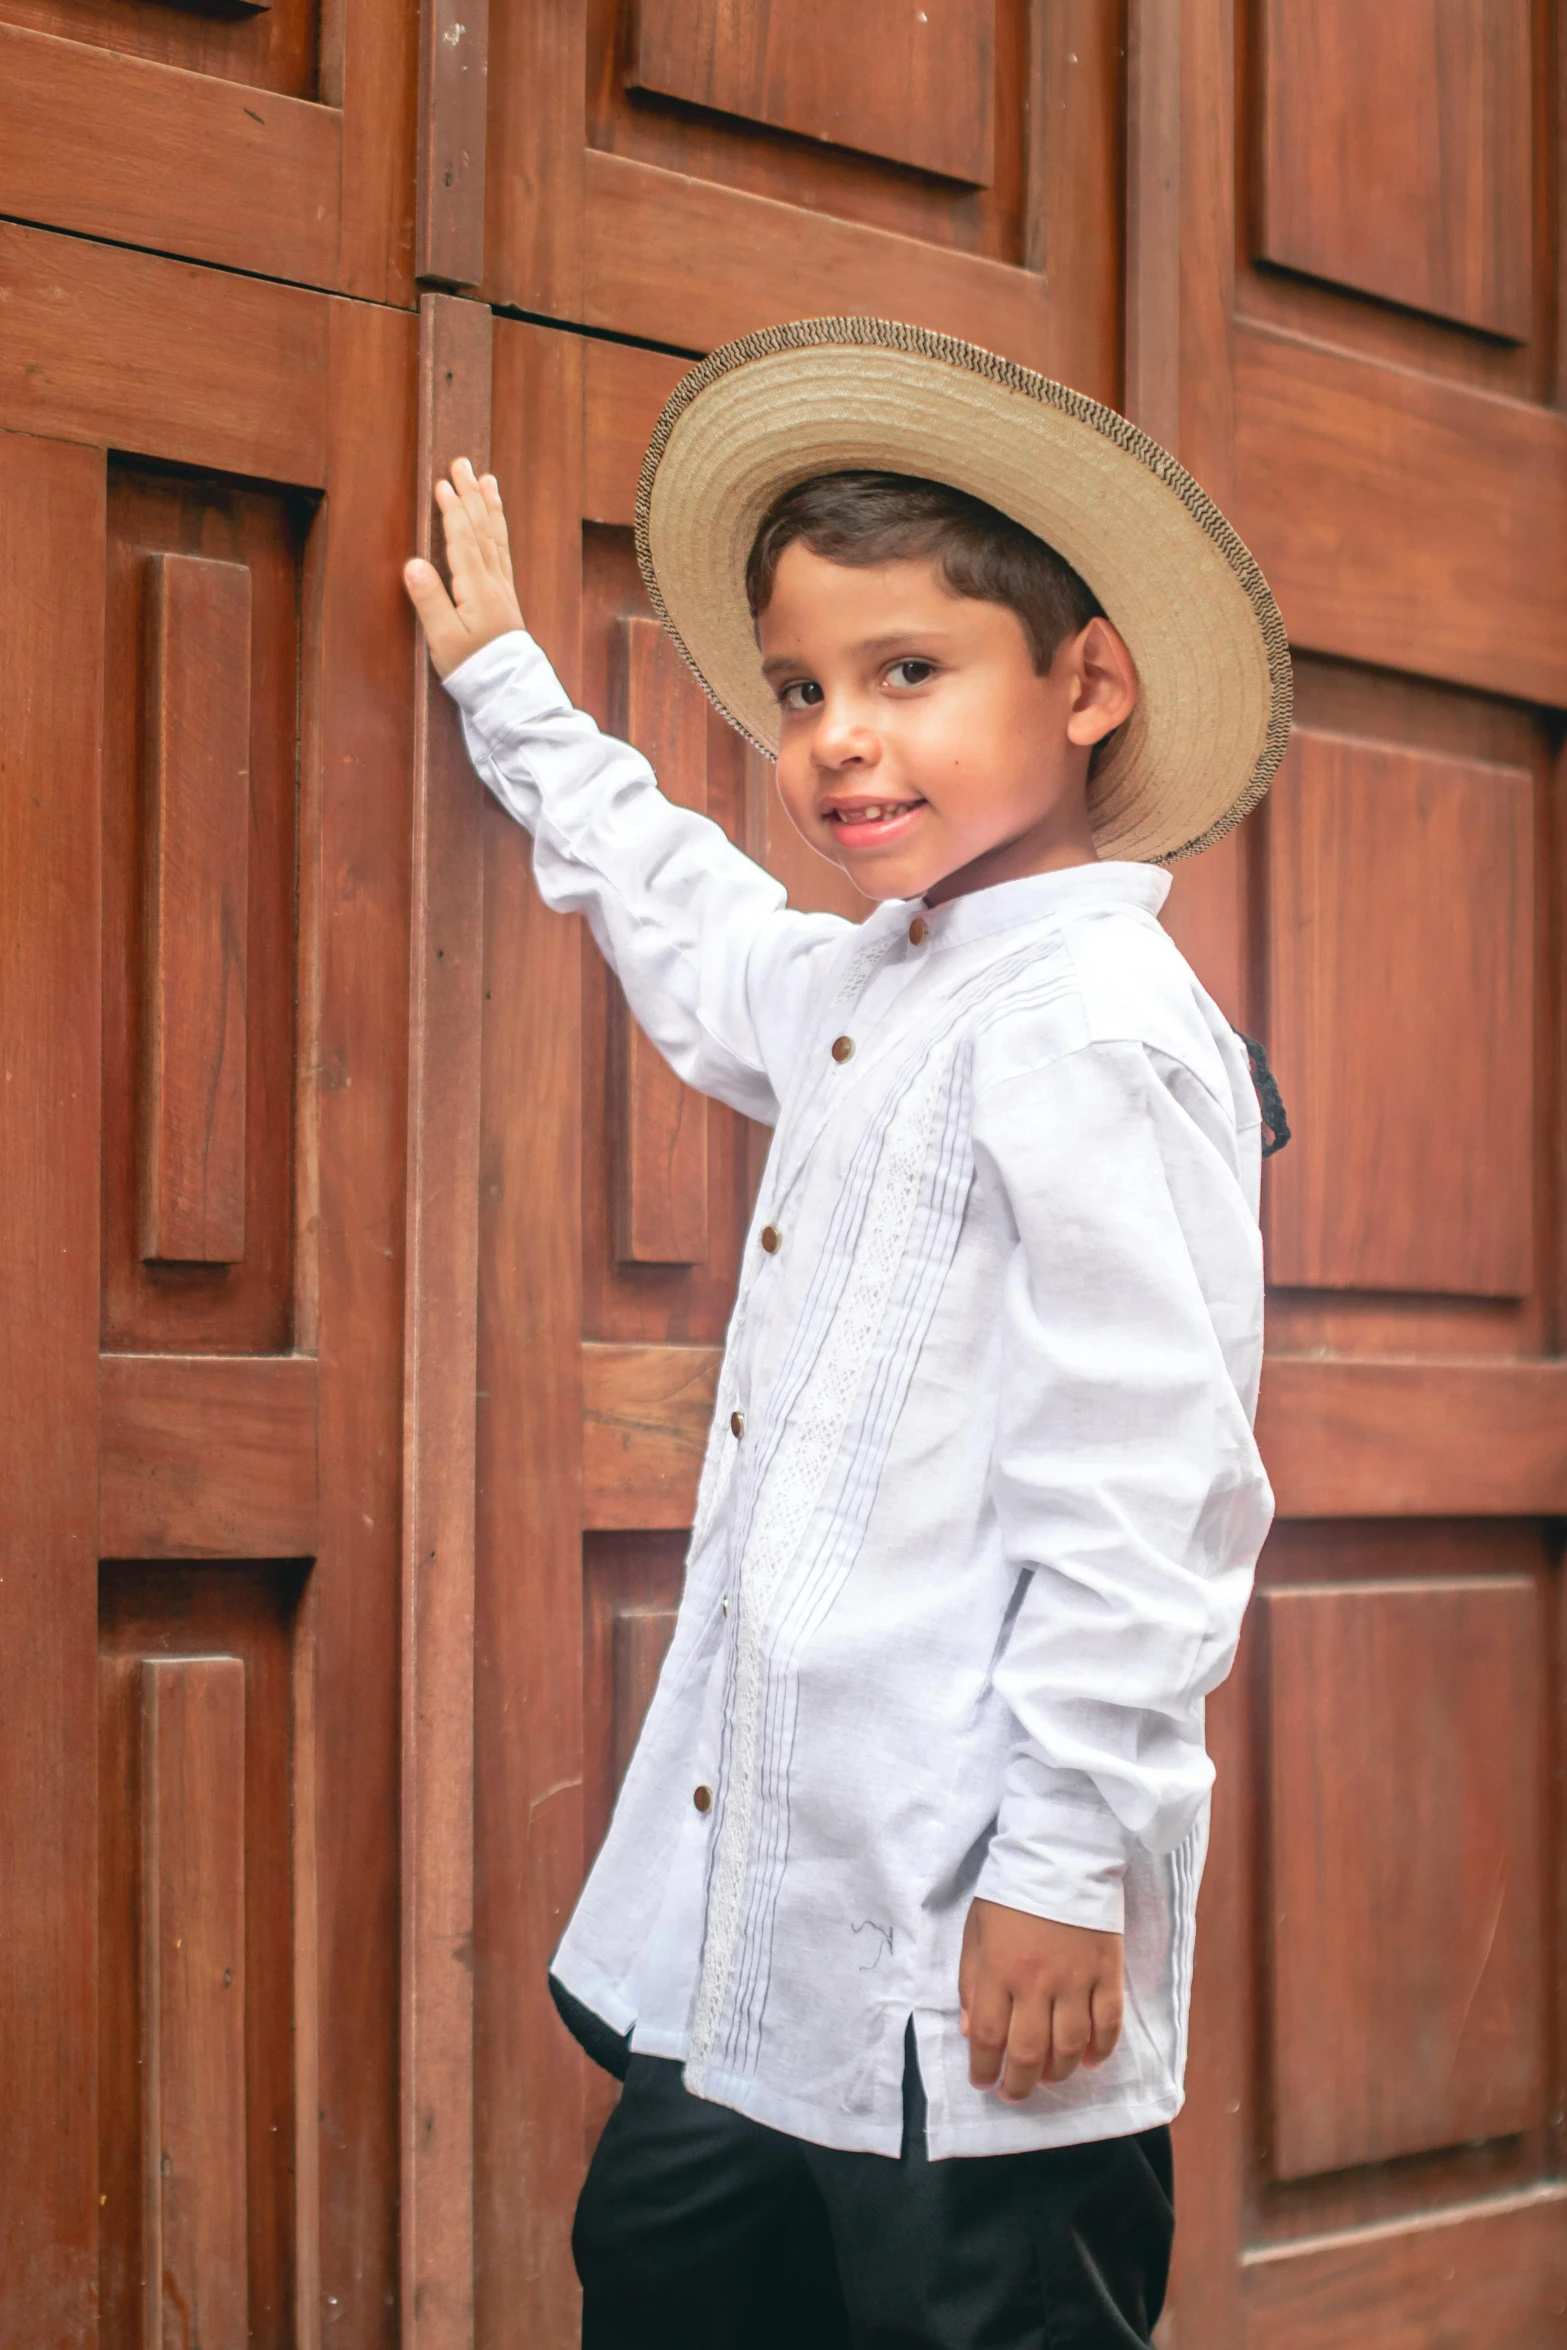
xmin=635 ymin=317 xmax=1292 ymax=864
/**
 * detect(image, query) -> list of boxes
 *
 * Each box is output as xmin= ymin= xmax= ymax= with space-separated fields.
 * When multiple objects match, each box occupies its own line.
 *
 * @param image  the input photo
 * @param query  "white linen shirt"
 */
xmin=447 ymin=629 xmax=1273 ymax=2160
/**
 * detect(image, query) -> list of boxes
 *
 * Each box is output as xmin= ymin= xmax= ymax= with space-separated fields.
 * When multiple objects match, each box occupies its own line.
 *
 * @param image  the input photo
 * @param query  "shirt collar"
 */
xmin=891 ymin=861 xmax=1171 ymax=953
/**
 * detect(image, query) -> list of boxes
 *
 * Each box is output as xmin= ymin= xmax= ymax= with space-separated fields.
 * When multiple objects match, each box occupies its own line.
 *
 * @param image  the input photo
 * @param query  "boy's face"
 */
xmin=758 ymin=545 xmax=1137 ymax=905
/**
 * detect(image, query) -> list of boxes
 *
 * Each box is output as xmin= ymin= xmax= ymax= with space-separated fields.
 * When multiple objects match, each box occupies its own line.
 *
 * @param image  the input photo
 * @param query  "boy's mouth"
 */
xmin=821 ymin=796 xmax=926 ymax=848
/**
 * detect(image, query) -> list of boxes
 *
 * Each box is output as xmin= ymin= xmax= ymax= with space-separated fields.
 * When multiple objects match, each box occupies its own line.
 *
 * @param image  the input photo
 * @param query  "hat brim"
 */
xmin=635 ymin=317 xmax=1292 ymax=865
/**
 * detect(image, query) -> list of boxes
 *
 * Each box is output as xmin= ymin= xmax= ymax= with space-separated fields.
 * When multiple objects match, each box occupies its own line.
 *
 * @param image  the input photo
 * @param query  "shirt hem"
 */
xmin=687 ymin=2062 xmax=1183 ymax=2161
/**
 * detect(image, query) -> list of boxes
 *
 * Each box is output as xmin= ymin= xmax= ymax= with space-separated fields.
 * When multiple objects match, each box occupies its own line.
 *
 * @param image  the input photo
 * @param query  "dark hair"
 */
xmin=744 ymin=470 xmax=1104 ymax=673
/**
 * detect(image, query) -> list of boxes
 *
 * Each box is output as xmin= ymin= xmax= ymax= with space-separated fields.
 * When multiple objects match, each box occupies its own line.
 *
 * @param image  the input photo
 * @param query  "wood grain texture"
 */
xmin=99 ymin=1354 xmax=318 ymax=1559
xmin=103 ymin=470 xmax=303 ymax=1352
xmin=582 ymin=149 xmax=1055 ymax=366
xmin=310 ymin=293 xmax=419 ymax=2345
xmin=2 ymin=0 xmax=312 ymax=94
xmin=612 ymin=618 xmax=710 ymax=1266
xmin=1124 ymin=0 xmax=1181 ymax=448
xmin=401 ymin=290 xmax=491 ymax=2350
xmin=1265 ymin=1579 xmax=1546 ymax=2178
xmin=475 ymin=318 xmax=587 ymax=2345
xmin=99 ymin=1569 xmax=304 ymax=2350
xmin=416 ymin=0 xmax=489 ymax=286
xmin=583 ymin=340 xmax=688 ymax=526
xmin=0 ymin=22 xmax=340 ymax=288
xmin=1265 ymin=730 xmax=1534 ymax=1296
xmin=631 ymin=0 xmax=996 ymax=186
xmin=1260 ymin=0 xmax=1532 ymax=340
xmin=142 ymin=552 xmax=252 ymax=1266
xmin=0 ymin=219 xmax=329 ymax=487
xmin=140 ymin=1656 xmax=249 ymax=2350
xmin=1234 ymin=323 xmax=1567 ymax=707
xmin=1242 ymin=2185 xmax=1567 ymax=2350
xmin=1256 ymin=1358 xmax=1567 ymax=1516
xmin=611 ymin=1605 xmax=679 ymax=1790
xmin=582 ymin=1343 xmax=720 ymax=1529
xmin=336 ymin=0 xmax=421 ymax=304
xmin=0 ymin=431 xmax=104 ymax=2350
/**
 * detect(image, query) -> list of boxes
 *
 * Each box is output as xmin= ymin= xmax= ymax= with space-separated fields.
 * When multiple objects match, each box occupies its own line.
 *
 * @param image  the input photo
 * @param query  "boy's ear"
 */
xmin=1066 ymin=617 xmax=1138 ymax=747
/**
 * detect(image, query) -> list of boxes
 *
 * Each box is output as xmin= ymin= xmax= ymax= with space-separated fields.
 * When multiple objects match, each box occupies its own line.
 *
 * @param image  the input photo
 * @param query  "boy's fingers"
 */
xmin=1044 ymin=1989 xmax=1093 ymax=2084
xmin=965 ymin=1978 xmax=1012 ymax=2090
xmin=402 ymin=558 xmax=465 ymax=678
xmin=1084 ymin=1979 xmax=1123 ymax=2069
xmin=451 ymin=458 xmax=505 ymax=582
xmin=999 ymin=2002 xmax=1051 ymax=2103
xmin=479 ymin=473 xmax=517 ymax=587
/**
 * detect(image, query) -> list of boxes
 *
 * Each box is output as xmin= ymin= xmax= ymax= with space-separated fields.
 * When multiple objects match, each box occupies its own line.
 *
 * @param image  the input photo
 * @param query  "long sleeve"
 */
xmin=971 ymin=1033 xmax=1271 ymax=1935
xmin=445 ymin=630 xmax=853 ymax=1121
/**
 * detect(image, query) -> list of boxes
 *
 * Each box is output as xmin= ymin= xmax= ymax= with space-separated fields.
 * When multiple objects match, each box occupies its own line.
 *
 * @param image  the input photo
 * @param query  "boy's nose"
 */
xmin=813 ymin=707 xmax=880 ymax=769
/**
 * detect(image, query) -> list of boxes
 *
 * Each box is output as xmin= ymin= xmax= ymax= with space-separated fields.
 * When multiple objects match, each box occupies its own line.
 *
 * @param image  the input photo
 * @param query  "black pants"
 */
xmin=574 ymin=2027 xmax=1173 ymax=2349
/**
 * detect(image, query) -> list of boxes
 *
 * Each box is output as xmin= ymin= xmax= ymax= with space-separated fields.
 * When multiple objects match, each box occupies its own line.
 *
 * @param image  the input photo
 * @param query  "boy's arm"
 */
xmin=964 ymin=1036 xmax=1270 ymax=2076
xmin=406 ymin=462 xmax=853 ymax=1121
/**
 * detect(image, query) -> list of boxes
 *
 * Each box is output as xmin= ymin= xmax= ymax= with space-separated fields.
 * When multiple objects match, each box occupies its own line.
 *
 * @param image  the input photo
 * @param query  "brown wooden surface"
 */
xmin=0 ymin=0 xmax=416 ymax=300
xmin=99 ymin=1354 xmax=318 ymax=1560
xmin=0 ymin=430 xmax=104 ymax=2350
xmin=102 ymin=465 xmax=303 ymax=1355
xmin=1265 ymin=731 xmax=1534 ymax=1296
xmin=415 ymin=0 xmax=488 ymax=286
xmin=612 ymin=619 xmax=711 ymax=1266
xmin=631 ymin=0 xmax=997 ymax=185
xmin=1234 ymin=324 xmax=1567 ymax=708
xmin=476 ymin=319 xmax=589 ymax=2345
xmin=401 ymin=289 xmax=491 ymax=2350
xmin=141 ymin=1655 xmax=249 ymax=2350
xmin=1265 ymin=1579 xmax=1546 ymax=2179
xmin=142 ymin=551 xmax=252 ymax=1266
xmin=99 ymin=1566 xmax=306 ymax=2350
xmin=0 ymin=219 xmax=329 ymax=485
xmin=1257 ymin=1359 xmax=1567 ymax=1518
xmin=1260 ymin=0 xmax=1532 ymax=340
xmin=583 ymin=1343 xmax=723 ymax=1528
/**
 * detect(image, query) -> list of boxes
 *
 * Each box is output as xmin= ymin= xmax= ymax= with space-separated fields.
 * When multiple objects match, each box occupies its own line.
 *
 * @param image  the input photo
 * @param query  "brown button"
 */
xmin=721 ymin=1594 xmax=729 ymax=1617
xmin=729 ymin=1409 xmax=745 ymax=1438
xmin=693 ymin=1785 xmax=713 ymax=1814
xmin=831 ymin=1034 xmax=855 ymax=1063
xmin=760 ymin=1224 xmax=781 ymax=1253
xmin=908 ymin=916 xmax=928 ymax=945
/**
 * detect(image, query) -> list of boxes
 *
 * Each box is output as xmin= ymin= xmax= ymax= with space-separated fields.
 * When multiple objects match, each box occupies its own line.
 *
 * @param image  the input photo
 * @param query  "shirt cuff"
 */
xmin=441 ymin=628 xmax=568 ymax=726
xmin=975 ymin=1756 xmax=1132 ymax=1935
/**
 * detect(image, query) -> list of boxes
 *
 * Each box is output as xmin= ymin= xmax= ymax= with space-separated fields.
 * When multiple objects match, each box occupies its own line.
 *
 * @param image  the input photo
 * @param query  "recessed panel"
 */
xmin=1260 ymin=0 xmax=1532 ymax=339
xmin=0 ymin=0 xmax=320 ymax=99
xmin=98 ymin=1565 xmax=306 ymax=2350
xmin=101 ymin=462 xmax=308 ymax=1354
xmin=1265 ymin=729 xmax=1534 ymax=1296
xmin=630 ymin=0 xmax=996 ymax=186
xmin=1265 ymin=1574 xmax=1546 ymax=2179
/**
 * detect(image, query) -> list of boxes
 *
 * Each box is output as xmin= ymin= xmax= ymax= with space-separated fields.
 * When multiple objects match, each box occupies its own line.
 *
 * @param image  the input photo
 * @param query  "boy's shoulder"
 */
xmin=972 ymin=890 xmax=1247 ymax=1122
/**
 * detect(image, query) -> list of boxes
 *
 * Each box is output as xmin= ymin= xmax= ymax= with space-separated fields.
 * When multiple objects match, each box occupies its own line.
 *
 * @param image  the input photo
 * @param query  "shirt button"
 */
xmin=831 ymin=1034 xmax=855 ymax=1063
xmin=693 ymin=1785 xmax=713 ymax=1814
xmin=721 ymin=1594 xmax=729 ymax=1617
xmin=908 ymin=915 xmax=928 ymax=945
xmin=760 ymin=1224 xmax=781 ymax=1253
xmin=729 ymin=1409 xmax=745 ymax=1438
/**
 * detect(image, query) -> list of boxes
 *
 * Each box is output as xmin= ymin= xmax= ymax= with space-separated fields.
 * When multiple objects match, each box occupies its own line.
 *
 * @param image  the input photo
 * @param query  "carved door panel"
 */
xmin=1127 ymin=3 xmax=1567 ymax=2343
xmin=485 ymin=0 xmax=1122 ymax=392
xmin=0 ymin=0 xmax=416 ymax=298
xmin=470 ymin=317 xmax=864 ymax=2343
xmin=0 ymin=222 xmax=416 ymax=2348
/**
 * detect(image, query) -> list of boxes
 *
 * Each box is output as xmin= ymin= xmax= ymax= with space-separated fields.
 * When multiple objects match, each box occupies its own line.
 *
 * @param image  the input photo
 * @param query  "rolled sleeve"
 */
xmin=971 ymin=1036 xmax=1271 ymax=1934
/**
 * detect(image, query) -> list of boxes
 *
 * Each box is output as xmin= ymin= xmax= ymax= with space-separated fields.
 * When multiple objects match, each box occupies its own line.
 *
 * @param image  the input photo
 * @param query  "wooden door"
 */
xmin=484 ymin=0 xmax=1122 ymax=395
xmin=0 ymin=220 xmax=418 ymax=2348
xmin=1125 ymin=3 xmax=1567 ymax=2343
xmin=0 ymin=0 xmax=415 ymax=298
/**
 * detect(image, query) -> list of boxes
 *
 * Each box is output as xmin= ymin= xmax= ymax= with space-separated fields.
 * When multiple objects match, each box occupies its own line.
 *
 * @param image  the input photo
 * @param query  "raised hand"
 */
xmin=404 ymin=456 xmax=525 ymax=679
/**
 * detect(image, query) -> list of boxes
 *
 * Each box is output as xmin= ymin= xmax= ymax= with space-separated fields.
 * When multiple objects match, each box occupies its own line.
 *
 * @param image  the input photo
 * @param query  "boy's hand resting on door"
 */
xmin=959 ymin=1898 xmax=1123 ymax=2102
xmin=404 ymin=457 xmax=525 ymax=680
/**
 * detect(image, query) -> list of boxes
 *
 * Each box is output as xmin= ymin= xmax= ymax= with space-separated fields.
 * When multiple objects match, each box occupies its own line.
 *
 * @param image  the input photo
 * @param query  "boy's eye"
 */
xmin=778 ymin=678 xmax=824 ymax=711
xmin=886 ymin=659 xmax=937 ymax=689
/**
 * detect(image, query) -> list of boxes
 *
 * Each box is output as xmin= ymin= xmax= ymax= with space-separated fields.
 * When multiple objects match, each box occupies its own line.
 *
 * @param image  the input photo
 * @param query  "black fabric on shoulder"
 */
xmin=1234 ymin=1029 xmax=1291 ymax=1157
xmin=550 ymin=1972 xmax=633 ymax=2081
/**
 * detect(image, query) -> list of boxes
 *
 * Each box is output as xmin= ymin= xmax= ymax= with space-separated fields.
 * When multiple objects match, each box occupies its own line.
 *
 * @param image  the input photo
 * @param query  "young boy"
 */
xmin=405 ymin=320 xmax=1286 ymax=2349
